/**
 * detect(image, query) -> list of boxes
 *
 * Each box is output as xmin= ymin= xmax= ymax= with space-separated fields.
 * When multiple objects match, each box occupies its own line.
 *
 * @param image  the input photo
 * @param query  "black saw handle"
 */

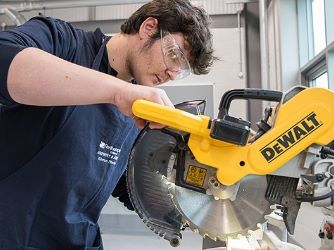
xmin=218 ymin=89 xmax=283 ymax=118
xmin=210 ymin=89 xmax=283 ymax=145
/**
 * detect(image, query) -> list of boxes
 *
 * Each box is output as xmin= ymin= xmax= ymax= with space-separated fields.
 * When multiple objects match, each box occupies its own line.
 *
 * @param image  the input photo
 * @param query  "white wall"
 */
xmin=267 ymin=0 xmax=300 ymax=91
xmin=267 ymin=0 xmax=282 ymax=91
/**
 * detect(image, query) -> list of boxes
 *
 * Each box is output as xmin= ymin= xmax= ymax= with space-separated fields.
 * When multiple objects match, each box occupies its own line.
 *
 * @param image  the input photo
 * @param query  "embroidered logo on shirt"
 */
xmin=97 ymin=141 xmax=121 ymax=165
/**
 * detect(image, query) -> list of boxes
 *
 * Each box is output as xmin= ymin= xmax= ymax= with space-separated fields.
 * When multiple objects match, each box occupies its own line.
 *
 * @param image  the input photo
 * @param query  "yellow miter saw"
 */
xmin=127 ymin=86 xmax=334 ymax=247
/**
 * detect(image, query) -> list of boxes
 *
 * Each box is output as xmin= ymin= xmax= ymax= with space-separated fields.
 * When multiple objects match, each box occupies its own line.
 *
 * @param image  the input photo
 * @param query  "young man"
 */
xmin=0 ymin=0 xmax=214 ymax=248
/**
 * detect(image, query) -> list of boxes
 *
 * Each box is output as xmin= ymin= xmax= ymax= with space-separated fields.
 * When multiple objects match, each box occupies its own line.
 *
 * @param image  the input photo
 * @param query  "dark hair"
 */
xmin=121 ymin=0 xmax=216 ymax=75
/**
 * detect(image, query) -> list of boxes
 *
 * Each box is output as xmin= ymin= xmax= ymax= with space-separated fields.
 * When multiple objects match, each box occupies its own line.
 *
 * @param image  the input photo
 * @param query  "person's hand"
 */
xmin=113 ymin=83 xmax=174 ymax=129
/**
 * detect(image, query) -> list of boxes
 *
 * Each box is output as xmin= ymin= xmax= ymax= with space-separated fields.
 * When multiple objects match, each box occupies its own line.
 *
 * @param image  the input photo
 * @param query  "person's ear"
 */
xmin=138 ymin=17 xmax=158 ymax=40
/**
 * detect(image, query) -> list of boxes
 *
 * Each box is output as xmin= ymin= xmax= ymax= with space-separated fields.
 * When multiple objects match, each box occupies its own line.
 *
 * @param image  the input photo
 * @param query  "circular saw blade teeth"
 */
xmin=168 ymin=174 xmax=272 ymax=241
xmin=185 ymin=214 xmax=267 ymax=241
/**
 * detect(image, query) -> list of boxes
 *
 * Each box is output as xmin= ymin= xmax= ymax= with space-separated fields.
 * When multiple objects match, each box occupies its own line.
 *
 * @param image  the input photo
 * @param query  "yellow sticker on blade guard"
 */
xmin=186 ymin=165 xmax=207 ymax=187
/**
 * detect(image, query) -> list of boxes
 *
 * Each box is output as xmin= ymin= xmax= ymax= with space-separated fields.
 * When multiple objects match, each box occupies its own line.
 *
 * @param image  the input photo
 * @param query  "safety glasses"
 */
xmin=160 ymin=29 xmax=191 ymax=80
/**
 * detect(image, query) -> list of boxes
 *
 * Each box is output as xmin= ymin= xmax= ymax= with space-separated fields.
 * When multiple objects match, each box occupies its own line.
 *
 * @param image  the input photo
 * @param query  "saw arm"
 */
xmin=129 ymin=86 xmax=334 ymax=246
xmin=132 ymin=87 xmax=334 ymax=185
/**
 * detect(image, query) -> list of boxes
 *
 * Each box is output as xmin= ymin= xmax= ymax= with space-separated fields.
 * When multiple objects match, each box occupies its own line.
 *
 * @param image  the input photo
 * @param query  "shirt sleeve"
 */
xmin=0 ymin=16 xmax=78 ymax=106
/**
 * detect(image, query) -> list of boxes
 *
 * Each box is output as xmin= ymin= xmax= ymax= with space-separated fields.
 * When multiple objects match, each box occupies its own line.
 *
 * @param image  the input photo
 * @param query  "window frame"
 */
xmin=298 ymin=0 xmax=334 ymax=88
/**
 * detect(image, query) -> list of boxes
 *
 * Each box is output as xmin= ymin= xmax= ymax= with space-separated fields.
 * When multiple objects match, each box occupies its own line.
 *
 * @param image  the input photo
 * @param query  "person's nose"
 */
xmin=165 ymin=70 xmax=178 ymax=81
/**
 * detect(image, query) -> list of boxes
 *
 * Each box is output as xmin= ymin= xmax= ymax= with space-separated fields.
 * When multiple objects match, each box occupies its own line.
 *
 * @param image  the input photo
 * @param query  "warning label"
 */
xmin=186 ymin=165 xmax=207 ymax=187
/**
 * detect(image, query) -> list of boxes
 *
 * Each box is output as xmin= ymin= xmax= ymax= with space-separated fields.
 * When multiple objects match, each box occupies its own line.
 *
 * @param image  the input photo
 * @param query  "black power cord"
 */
xmin=296 ymin=189 xmax=334 ymax=202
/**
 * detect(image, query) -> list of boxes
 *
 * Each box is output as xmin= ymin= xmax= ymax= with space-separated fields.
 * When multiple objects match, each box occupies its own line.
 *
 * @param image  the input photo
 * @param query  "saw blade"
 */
xmin=128 ymin=127 xmax=271 ymax=242
xmin=167 ymin=155 xmax=271 ymax=241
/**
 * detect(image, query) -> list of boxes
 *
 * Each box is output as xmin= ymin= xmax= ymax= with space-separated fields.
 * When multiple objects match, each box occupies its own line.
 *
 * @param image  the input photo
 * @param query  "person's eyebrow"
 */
xmin=179 ymin=38 xmax=190 ymax=59
xmin=173 ymin=35 xmax=188 ymax=54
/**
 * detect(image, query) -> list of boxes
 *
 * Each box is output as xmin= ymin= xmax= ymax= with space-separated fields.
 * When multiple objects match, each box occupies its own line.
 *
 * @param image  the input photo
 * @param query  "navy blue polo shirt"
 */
xmin=0 ymin=17 xmax=139 ymax=249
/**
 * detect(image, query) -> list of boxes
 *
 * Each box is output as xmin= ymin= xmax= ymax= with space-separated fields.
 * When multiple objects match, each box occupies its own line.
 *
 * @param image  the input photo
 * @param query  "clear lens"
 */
xmin=161 ymin=30 xmax=191 ymax=80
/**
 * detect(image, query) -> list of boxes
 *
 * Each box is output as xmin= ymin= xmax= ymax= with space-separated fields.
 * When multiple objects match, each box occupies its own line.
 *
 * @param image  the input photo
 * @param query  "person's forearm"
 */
xmin=7 ymin=47 xmax=127 ymax=106
xmin=6 ymin=47 xmax=174 ymax=128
